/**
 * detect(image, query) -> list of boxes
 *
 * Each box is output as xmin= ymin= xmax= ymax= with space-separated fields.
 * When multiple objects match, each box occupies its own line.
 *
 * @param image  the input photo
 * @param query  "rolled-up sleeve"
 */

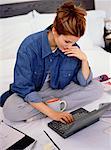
xmin=77 ymin=68 xmax=93 ymax=86
xmin=25 ymin=91 xmax=42 ymax=103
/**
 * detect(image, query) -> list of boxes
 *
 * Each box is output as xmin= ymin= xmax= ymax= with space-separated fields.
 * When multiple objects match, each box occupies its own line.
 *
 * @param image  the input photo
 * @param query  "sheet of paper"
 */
xmin=0 ymin=107 xmax=3 ymax=122
xmin=104 ymin=126 xmax=111 ymax=136
xmin=102 ymin=79 xmax=111 ymax=93
xmin=35 ymin=130 xmax=58 ymax=150
xmin=0 ymin=122 xmax=25 ymax=150
xmin=100 ymin=118 xmax=111 ymax=124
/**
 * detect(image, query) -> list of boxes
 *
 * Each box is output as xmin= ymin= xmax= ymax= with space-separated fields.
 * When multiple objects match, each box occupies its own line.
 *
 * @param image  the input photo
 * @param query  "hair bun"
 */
xmin=54 ymin=1 xmax=86 ymax=36
xmin=58 ymin=2 xmax=86 ymax=17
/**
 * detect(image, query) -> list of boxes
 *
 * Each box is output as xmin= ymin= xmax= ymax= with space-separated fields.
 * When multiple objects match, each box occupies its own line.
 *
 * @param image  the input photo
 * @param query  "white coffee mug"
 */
xmin=46 ymin=98 xmax=67 ymax=112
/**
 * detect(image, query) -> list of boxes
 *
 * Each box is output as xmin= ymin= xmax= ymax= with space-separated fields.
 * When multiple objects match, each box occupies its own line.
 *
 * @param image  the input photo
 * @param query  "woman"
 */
xmin=3 ymin=2 xmax=103 ymax=123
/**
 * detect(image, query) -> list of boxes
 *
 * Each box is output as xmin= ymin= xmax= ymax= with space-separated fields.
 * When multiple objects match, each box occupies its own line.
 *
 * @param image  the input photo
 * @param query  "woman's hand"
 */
xmin=64 ymin=46 xmax=87 ymax=61
xmin=64 ymin=46 xmax=91 ymax=80
xmin=49 ymin=111 xmax=74 ymax=124
xmin=30 ymin=101 xmax=74 ymax=124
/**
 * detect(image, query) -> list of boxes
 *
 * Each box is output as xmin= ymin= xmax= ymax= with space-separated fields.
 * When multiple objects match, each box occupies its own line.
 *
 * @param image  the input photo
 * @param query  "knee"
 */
xmin=2 ymin=94 xmax=24 ymax=122
xmin=3 ymin=101 xmax=16 ymax=122
xmin=3 ymin=106 xmax=15 ymax=122
xmin=87 ymin=80 xmax=104 ymax=100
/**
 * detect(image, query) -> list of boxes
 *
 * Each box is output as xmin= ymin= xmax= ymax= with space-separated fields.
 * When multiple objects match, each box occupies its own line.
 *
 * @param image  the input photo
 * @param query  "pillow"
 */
xmin=86 ymin=10 xmax=106 ymax=47
xmin=83 ymin=46 xmax=111 ymax=77
xmin=32 ymin=10 xmax=56 ymax=32
xmin=0 ymin=58 xmax=15 ymax=94
xmin=77 ymin=33 xmax=94 ymax=51
xmin=0 ymin=11 xmax=35 ymax=60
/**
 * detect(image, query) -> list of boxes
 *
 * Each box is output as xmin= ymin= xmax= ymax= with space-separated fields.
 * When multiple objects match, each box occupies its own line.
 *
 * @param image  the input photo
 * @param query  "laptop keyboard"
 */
xmin=48 ymin=104 xmax=111 ymax=138
xmin=48 ymin=108 xmax=89 ymax=135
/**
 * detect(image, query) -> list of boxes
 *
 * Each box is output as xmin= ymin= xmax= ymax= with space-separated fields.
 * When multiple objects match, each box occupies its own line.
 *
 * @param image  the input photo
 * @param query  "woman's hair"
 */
xmin=53 ymin=1 xmax=87 ymax=37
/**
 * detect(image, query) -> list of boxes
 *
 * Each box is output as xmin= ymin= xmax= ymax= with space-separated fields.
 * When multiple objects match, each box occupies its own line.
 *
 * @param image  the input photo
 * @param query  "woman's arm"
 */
xmin=30 ymin=101 xmax=74 ymax=124
xmin=81 ymin=59 xmax=90 ymax=80
xmin=64 ymin=46 xmax=91 ymax=80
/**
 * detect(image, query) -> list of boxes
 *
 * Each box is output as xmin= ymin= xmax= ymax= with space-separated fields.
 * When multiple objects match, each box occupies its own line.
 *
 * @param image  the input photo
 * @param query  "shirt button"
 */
xmin=50 ymin=59 xmax=52 ymax=62
xmin=34 ymin=72 xmax=37 ymax=74
xmin=68 ymin=74 xmax=71 ymax=76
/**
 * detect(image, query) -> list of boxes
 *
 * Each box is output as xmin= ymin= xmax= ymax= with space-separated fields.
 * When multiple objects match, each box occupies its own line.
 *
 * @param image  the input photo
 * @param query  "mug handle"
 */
xmin=59 ymin=100 xmax=67 ymax=112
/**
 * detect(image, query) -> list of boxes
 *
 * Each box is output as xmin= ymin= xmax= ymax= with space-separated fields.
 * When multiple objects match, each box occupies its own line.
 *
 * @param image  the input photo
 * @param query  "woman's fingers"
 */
xmin=60 ymin=112 xmax=74 ymax=124
xmin=67 ymin=113 xmax=74 ymax=122
xmin=60 ymin=118 xmax=67 ymax=124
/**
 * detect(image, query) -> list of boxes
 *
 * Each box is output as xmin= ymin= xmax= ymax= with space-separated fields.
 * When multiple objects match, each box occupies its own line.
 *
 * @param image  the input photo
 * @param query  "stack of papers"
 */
xmin=104 ymin=126 xmax=111 ymax=136
xmin=99 ymin=103 xmax=111 ymax=126
xmin=100 ymin=118 xmax=111 ymax=124
xmin=0 ymin=122 xmax=25 ymax=150
xmin=102 ymin=79 xmax=111 ymax=93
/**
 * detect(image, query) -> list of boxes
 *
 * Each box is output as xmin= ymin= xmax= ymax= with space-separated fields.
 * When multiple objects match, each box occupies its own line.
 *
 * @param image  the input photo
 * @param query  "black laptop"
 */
xmin=48 ymin=103 xmax=111 ymax=138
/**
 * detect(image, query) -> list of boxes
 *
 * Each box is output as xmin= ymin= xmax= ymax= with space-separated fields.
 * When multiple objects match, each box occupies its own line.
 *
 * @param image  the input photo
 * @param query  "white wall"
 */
xmin=95 ymin=0 xmax=111 ymax=19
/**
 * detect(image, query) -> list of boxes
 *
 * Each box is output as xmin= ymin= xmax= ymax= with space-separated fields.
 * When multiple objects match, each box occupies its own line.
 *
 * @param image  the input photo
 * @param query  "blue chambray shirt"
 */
xmin=11 ymin=29 xmax=92 ymax=103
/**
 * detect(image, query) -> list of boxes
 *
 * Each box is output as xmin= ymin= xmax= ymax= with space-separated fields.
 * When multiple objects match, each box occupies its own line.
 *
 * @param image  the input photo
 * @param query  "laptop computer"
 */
xmin=48 ymin=103 xmax=111 ymax=138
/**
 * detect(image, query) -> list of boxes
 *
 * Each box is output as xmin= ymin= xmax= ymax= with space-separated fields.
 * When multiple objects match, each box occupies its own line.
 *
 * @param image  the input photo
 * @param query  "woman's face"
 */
xmin=53 ymin=31 xmax=80 ymax=52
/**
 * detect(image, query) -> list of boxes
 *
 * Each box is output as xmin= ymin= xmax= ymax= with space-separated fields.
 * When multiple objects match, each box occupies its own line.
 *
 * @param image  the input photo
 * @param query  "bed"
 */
xmin=0 ymin=0 xmax=111 ymax=94
xmin=0 ymin=1 xmax=111 ymax=149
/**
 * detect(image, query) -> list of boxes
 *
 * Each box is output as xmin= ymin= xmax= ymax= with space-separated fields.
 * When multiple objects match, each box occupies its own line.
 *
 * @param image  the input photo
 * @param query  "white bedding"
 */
xmin=0 ymin=11 xmax=35 ymax=60
xmin=1 ymin=91 xmax=111 ymax=150
xmin=0 ymin=58 xmax=15 ymax=94
xmin=83 ymin=46 xmax=111 ymax=77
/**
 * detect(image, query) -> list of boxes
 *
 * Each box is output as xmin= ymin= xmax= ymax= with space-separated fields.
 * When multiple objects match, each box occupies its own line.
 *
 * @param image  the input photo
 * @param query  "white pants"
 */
xmin=3 ymin=80 xmax=104 ymax=122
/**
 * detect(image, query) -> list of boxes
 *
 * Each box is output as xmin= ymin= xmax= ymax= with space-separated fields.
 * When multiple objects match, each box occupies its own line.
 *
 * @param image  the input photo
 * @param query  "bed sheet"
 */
xmin=0 ymin=92 xmax=111 ymax=150
xmin=1 ymin=92 xmax=111 ymax=133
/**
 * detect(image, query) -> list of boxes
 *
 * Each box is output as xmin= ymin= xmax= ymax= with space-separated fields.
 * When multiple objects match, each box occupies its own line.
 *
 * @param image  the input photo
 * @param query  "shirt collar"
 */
xmin=54 ymin=48 xmax=65 ymax=58
xmin=41 ymin=29 xmax=65 ymax=58
xmin=42 ymin=29 xmax=52 ymax=58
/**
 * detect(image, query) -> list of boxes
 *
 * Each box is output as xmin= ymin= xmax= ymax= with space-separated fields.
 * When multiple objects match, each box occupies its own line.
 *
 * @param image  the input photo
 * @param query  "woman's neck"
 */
xmin=48 ymin=30 xmax=57 ymax=51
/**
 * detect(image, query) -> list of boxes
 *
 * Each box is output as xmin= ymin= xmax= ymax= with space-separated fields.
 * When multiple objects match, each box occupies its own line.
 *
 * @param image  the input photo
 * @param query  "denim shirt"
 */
xmin=11 ymin=29 xmax=92 ymax=103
